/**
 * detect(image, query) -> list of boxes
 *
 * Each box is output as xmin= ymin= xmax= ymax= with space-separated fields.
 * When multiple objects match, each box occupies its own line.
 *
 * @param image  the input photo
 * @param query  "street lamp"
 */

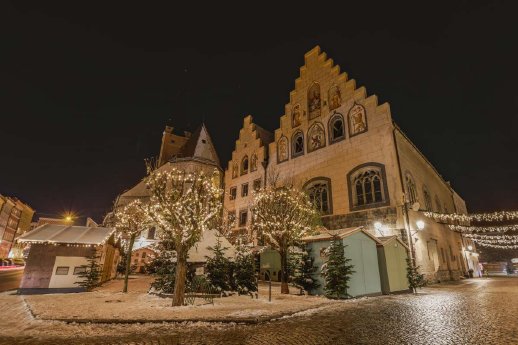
xmin=374 ymin=222 xmax=383 ymax=236
xmin=467 ymin=245 xmax=473 ymax=251
xmin=416 ymin=220 xmax=425 ymax=231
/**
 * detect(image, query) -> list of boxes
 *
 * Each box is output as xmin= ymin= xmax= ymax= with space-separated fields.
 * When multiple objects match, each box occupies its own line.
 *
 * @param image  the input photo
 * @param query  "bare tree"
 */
xmin=250 ymin=185 xmax=320 ymax=294
xmin=114 ymin=199 xmax=150 ymax=293
xmin=145 ymin=168 xmax=222 ymax=306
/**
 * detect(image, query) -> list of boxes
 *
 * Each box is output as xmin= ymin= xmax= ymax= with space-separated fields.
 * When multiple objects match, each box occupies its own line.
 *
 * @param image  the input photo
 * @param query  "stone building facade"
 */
xmin=0 ymin=195 xmax=34 ymax=258
xmin=223 ymin=115 xmax=273 ymax=243
xmin=223 ymin=46 xmax=476 ymax=282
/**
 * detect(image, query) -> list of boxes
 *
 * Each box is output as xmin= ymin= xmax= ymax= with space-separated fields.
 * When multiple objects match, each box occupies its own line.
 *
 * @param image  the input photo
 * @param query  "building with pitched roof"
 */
xmin=17 ymin=224 xmax=120 ymax=293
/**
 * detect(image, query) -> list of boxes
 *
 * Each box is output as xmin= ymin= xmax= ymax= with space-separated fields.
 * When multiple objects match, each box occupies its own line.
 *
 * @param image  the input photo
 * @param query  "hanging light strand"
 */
xmin=448 ymin=224 xmax=518 ymax=233
xmin=424 ymin=210 xmax=518 ymax=223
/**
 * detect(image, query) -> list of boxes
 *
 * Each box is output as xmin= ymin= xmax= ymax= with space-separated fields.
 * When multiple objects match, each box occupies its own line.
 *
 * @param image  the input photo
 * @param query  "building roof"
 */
xmin=376 ymin=235 xmax=410 ymax=250
xmin=302 ymin=227 xmax=381 ymax=244
xmin=17 ymin=224 xmax=115 ymax=245
xmin=174 ymin=124 xmax=221 ymax=168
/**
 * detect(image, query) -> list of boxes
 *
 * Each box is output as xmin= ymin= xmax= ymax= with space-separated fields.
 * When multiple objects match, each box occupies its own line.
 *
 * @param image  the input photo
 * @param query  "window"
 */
xmin=147 ymin=227 xmax=156 ymax=240
xmin=142 ymin=252 xmax=147 ymax=258
xmin=423 ymin=186 xmax=432 ymax=211
xmin=241 ymin=156 xmax=249 ymax=175
xmin=229 ymin=187 xmax=237 ymax=200
xmin=241 ymin=183 xmax=249 ymax=197
xmin=441 ymin=248 xmax=446 ymax=263
xmin=239 ymin=210 xmax=248 ymax=227
xmin=73 ymin=266 xmax=86 ymax=275
xmin=347 ymin=163 xmax=389 ymax=210
xmin=253 ymin=178 xmax=262 ymax=192
xmin=227 ymin=211 xmax=236 ymax=228
xmin=435 ymin=195 xmax=442 ymax=213
xmin=292 ymin=131 xmax=304 ymax=157
xmin=304 ymin=178 xmax=332 ymax=214
xmin=405 ymin=173 xmax=418 ymax=204
xmin=55 ymin=266 xmax=69 ymax=275
xmin=328 ymin=114 xmax=345 ymax=143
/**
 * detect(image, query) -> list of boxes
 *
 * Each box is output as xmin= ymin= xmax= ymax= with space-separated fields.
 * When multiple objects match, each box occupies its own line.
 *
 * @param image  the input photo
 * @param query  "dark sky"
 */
xmin=2 ymin=1 xmax=517 ymax=222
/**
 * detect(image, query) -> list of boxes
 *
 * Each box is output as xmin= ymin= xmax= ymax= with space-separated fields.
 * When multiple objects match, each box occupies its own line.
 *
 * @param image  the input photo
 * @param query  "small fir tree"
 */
xmin=406 ymin=257 xmax=427 ymax=293
xmin=292 ymin=247 xmax=320 ymax=294
xmin=205 ymin=234 xmax=232 ymax=292
xmin=321 ymin=237 xmax=355 ymax=299
xmin=233 ymin=244 xmax=257 ymax=294
xmin=75 ymin=254 xmax=102 ymax=291
xmin=148 ymin=240 xmax=177 ymax=293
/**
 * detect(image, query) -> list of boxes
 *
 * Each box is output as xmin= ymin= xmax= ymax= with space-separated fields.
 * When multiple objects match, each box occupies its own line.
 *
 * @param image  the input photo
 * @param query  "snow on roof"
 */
xmin=188 ymin=228 xmax=236 ymax=262
xmin=376 ymin=235 xmax=409 ymax=250
xmin=302 ymin=227 xmax=381 ymax=244
xmin=17 ymin=224 xmax=115 ymax=245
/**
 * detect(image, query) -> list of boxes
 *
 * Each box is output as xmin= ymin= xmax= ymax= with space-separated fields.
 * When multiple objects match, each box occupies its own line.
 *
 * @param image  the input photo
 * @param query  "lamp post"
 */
xmin=261 ymin=263 xmax=272 ymax=302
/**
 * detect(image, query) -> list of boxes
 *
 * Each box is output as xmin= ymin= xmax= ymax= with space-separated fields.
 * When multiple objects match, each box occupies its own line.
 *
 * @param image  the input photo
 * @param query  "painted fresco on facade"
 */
xmin=328 ymin=85 xmax=341 ymax=111
xmin=308 ymin=82 xmax=321 ymax=119
xmin=250 ymin=154 xmax=258 ymax=171
xmin=277 ymin=136 xmax=288 ymax=162
xmin=291 ymin=104 xmax=302 ymax=128
xmin=348 ymin=103 xmax=367 ymax=136
xmin=307 ymin=122 xmax=326 ymax=152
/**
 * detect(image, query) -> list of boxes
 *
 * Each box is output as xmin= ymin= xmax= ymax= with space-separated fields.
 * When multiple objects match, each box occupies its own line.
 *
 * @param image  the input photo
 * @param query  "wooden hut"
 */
xmin=376 ymin=236 xmax=410 ymax=294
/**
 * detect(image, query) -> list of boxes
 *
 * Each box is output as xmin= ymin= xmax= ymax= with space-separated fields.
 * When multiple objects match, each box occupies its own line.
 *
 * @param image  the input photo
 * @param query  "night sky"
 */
xmin=2 ymin=2 xmax=517 ymax=223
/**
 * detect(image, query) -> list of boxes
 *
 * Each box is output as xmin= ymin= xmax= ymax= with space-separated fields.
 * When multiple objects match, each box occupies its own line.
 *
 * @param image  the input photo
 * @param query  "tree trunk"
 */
xmin=123 ymin=233 xmax=136 ymax=293
xmin=280 ymin=250 xmax=289 ymax=294
xmin=172 ymin=246 xmax=188 ymax=306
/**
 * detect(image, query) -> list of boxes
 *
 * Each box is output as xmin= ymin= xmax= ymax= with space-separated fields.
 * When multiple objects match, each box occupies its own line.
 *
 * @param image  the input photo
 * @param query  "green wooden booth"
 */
xmin=303 ymin=227 xmax=382 ymax=297
xmin=376 ymin=236 xmax=410 ymax=294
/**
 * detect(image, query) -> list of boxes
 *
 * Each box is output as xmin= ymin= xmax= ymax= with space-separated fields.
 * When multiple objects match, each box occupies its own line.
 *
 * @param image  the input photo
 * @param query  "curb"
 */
xmin=38 ymin=304 xmax=334 ymax=325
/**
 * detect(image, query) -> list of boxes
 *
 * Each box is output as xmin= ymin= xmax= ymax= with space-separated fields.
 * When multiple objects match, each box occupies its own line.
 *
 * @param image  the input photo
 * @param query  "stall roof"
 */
xmin=302 ymin=227 xmax=381 ymax=244
xmin=376 ymin=235 xmax=410 ymax=250
xmin=17 ymin=224 xmax=115 ymax=245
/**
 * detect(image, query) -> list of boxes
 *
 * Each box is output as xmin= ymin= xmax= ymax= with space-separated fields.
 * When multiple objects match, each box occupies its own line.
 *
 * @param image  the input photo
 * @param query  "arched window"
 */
xmin=304 ymin=178 xmax=332 ymax=214
xmin=307 ymin=122 xmax=326 ymax=153
xmin=405 ymin=173 xmax=418 ymax=204
xmin=347 ymin=163 xmax=389 ymax=210
xmin=435 ymin=195 xmax=442 ymax=213
xmin=422 ymin=186 xmax=432 ymax=211
xmin=292 ymin=131 xmax=304 ymax=157
xmin=328 ymin=113 xmax=345 ymax=143
xmin=250 ymin=154 xmax=258 ymax=172
xmin=241 ymin=156 xmax=249 ymax=175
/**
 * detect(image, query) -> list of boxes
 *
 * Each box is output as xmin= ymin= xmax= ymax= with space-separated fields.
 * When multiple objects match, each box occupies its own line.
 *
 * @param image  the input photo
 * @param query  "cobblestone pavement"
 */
xmin=3 ymin=277 xmax=518 ymax=345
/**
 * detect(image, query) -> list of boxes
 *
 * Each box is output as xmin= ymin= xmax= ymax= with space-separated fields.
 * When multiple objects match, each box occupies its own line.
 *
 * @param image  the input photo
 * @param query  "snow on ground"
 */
xmin=20 ymin=276 xmax=336 ymax=322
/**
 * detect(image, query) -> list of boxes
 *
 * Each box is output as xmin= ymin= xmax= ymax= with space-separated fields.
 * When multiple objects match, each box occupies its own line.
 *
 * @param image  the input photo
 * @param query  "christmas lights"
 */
xmin=424 ymin=210 xmax=518 ymax=223
xmin=448 ymin=224 xmax=518 ymax=233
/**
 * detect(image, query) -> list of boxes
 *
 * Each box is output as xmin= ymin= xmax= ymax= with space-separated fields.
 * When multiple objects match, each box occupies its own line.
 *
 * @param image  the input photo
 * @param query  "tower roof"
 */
xmin=174 ymin=124 xmax=221 ymax=168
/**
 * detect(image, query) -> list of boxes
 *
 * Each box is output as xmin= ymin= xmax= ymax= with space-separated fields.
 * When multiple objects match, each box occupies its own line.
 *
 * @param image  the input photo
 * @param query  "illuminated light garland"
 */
xmin=464 ymin=233 xmax=518 ymax=240
xmin=472 ymin=242 xmax=518 ymax=249
xmin=448 ymin=224 xmax=518 ymax=233
xmin=472 ymin=238 xmax=518 ymax=244
xmin=424 ymin=210 xmax=518 ymax=223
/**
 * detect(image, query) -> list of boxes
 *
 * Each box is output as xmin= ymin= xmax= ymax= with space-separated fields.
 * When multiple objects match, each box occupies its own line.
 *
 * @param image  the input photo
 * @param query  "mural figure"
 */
xmin=308 ymin=82 xmax=321 ymax=119
xmin=292 ymin=104 xmax=302 ymax=127
xmin=349 ymin=104 xmax=367 ymax=136
xmin=232 ymin=164 xmax=238 ymax=178
xmin=328 ymin=86 xmax=342 ymax=111
xmin=250 ymin=154 xmax=258 ymax=171
xmin=278 ymin=137 xmax=288 ymax=162
xmin=308 ymin=123 xmax=325 ymax=152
